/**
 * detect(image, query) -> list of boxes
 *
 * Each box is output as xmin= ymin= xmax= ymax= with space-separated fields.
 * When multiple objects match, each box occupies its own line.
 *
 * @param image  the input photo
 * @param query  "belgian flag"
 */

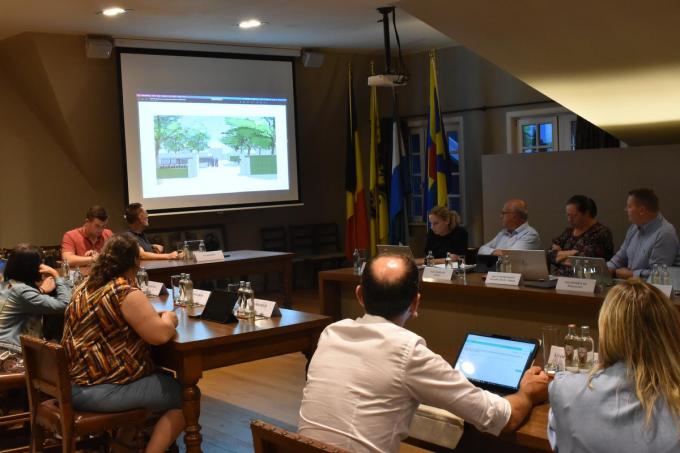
xmin=345 ymin=64 xmax=369 ymax=260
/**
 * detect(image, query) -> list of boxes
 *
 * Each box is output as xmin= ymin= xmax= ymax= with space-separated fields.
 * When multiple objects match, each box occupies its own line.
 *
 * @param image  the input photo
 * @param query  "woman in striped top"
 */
xmin=62 ymin=233 xmax=185 ymax=453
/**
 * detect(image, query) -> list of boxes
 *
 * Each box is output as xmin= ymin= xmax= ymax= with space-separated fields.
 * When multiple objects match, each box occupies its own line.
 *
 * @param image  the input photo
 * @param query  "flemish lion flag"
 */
xmin=345 ymin=64 xmax=369 ymax=260
xmin=424 ymin=50 xmax=450 ymax=220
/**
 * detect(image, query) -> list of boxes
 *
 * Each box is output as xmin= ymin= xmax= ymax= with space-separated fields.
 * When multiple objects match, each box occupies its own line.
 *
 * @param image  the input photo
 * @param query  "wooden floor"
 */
xmin=178 ymin=288 xmax=429 ymax=453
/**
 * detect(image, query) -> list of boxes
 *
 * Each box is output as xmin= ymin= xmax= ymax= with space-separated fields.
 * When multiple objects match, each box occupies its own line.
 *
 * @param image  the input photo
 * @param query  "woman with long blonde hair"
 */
xmin=548 ymin=279 xmax=680 ymax=452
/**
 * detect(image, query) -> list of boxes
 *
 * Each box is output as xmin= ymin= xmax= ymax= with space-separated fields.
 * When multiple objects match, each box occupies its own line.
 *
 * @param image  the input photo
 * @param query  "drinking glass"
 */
xmin=541 ymin=325 xmax=560 ymax=377
xmin=357 ymin=249 xmax=367 ymax=271
xmin=170 ymin=274 xmax=182 ymax=303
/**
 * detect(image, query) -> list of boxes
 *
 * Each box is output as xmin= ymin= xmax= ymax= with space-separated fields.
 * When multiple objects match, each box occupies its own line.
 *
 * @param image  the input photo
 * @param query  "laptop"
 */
xmin=566 ymin=256 xmax=614 ymax=286
xmin=453 ymin=332 xmax=539 ymax=395
xmin=502 ymin=249 xmax=553 ymax=283
xmin=376 ymin=244 xmax=414 ymax=259
xmin=670 ymin=267 xmax=680 ymax=295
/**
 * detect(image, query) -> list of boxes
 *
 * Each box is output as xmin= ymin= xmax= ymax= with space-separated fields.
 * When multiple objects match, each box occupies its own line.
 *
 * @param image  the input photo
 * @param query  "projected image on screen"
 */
xmin=138 ymin=94 xmax=289 ymax=199
xmin=119 ymin=51 xmax=299 ymax=214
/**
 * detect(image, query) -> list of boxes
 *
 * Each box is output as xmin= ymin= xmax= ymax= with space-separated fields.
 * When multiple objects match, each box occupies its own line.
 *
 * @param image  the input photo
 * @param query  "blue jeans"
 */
xmin=71 ymin=373 xmax=182 ymax=413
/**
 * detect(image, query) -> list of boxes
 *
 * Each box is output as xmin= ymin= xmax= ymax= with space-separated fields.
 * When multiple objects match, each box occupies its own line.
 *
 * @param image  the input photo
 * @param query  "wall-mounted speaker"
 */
xmin=302 ymin=51 xmax=324 ymax=68
xmin=85 ymin=35 xmax=113 ymax=59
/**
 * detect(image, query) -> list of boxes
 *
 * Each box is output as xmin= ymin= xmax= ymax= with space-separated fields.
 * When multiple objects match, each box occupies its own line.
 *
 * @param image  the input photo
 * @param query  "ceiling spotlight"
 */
xmin=239 ymin=19 xmax=263 ymax=29
xmin=100 ymin=7 xmax=128 ymax=17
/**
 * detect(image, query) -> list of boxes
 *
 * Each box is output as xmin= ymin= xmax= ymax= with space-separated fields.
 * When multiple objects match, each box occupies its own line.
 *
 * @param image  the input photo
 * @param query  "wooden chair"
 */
xmin=289 ymin=225 xmax=316 ymax=288
xmin=0 ymin=372 xmax=30 ymax=453
xmin=261 ymin=227 xmax=288 ymax=291
xmin=311 ymin=223 xmax=346 ymax=284
xmin=20 ymin=336 xmax=151 ymax=453
xmin=250 ymin=419 xmax=351 ymax=453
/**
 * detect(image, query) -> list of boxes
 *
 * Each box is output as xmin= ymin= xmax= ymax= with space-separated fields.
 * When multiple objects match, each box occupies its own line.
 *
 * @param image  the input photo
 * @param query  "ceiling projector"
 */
xmin=368 ymin=73 xmax=408 ymax=87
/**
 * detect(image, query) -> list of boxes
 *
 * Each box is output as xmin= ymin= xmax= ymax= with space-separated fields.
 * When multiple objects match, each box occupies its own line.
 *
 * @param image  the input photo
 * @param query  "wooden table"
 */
xmin=319 ymin=268 xmax=610 ymax=358
xmin=150 ymin=298 xmax=331 ymax=453
xmin=144 ymin=250 xmax=293 ymax=307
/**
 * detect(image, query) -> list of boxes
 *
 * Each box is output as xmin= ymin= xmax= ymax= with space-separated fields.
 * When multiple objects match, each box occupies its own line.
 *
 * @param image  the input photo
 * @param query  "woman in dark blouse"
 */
xmin=550 ymin=195 xmax=614 ymax=275
xmin=421 ymin=206 xmax=468 ymax=264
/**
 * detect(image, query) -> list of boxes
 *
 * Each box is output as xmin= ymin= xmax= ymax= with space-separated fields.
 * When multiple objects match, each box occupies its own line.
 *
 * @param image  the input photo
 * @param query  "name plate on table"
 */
xmin=191 ymin=289 xmax=211 ymax=305
xmin=485 ymin=272 xmax=522 ymax=286
xmin=556 ymin=277 xmax=596 ymax=293
xmin=193 ymin=250 xmax=225 ymax=263
xmin=254 ymin=298 xmax=281 ymax=318
xmin=652 ymin=284 xmax=673 ymax=298
xmin=147 ymin=281 xmax=165 ymax=296
xmin=422 ymin=266 xmax=454 ymax=282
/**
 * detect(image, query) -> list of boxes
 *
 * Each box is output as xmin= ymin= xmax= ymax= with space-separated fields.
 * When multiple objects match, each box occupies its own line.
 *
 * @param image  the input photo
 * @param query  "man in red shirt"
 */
xmin=61 ymin=205 xmax=113 ymax=266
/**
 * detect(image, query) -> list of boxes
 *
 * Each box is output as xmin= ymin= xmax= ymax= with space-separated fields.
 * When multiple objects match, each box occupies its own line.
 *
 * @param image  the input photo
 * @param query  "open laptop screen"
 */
xmin=453 ymin=333 xmax=538 ymax=394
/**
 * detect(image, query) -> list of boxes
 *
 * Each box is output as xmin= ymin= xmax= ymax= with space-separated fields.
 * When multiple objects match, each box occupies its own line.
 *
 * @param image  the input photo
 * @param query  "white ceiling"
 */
xmin=400 ymin=0 xmax=680 ymax=145
xmin=1 ymin=0 xmax=455 ymax=52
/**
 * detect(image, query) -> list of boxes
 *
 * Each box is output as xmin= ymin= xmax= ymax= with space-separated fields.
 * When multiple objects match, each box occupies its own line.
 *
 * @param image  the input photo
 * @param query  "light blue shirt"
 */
xmin=607 ymin=214 xmax=679 ymax=278
xmin=0 ymin=278 xmax=71 ymax=352
xmin=478 ymin=222 xmax=541 ymax=255
xmin=548 ymin=362 xmax=680 ymax=453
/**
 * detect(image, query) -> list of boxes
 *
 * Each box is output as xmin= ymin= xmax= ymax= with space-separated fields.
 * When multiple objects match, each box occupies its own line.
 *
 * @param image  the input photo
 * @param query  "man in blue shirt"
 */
xmin=607 ymin=188 xmax=679 ymax=278
xmin=478 ymin=199 xmax=541 ymax=256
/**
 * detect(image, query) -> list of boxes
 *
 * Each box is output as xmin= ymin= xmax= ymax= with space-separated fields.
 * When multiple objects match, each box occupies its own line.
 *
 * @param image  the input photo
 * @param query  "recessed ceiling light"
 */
xmin=239 ymin=19 xmax=263 ymax=29
xmin=100 ymin=7 xmax=128 ymax=17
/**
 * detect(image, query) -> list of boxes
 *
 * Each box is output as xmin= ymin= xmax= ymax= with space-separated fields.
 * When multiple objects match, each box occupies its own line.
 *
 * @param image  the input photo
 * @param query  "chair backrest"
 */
xmin=250 ymin=420 xmax=351 ymax=453
xmin=20 ymin=336 xmax=74 ymax=421
xmin=261 ymin=227 xmax=288 ymax=252
xmin=314 ymin=223 xmax=341 ymax=254
xmin=289 ymin=225 xmax=316 ymax=255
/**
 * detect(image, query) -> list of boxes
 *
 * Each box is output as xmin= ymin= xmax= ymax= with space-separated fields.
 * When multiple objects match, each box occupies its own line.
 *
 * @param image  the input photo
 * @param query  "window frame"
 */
xmin=505 ymin=106 xmax=576 ymax=154
xmin=406 ymin=115 xmax=465 ymax=225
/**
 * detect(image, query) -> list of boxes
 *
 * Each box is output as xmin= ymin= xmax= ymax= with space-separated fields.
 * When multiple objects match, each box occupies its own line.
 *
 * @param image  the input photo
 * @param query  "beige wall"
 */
xmin=0 ymin=32 xmax=373 ymax=249
xmin=481 ymin=145 xmax=680 ymax=249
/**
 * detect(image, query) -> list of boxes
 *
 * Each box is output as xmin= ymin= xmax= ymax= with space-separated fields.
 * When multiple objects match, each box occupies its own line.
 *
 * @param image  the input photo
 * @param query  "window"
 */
xmin=506 ymin=107 xmax=576 ymax=153
xmin=407 ymin=116 xmax=465 ymax=223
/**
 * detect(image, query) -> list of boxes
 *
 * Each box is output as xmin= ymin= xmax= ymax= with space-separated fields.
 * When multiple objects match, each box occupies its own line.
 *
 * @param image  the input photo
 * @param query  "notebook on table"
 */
xmin=452 ymin=333 xmax=539 ymax=395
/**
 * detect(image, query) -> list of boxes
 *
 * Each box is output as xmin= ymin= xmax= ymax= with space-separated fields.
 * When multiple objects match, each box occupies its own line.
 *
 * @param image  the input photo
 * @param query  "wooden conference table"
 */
xmin=318 ymin=268 xmax=611 ymax=452
xmin=150 ymin=297 xmax=331 ymax=453
xmin=144 ymin=250 xmax=293 ymax=307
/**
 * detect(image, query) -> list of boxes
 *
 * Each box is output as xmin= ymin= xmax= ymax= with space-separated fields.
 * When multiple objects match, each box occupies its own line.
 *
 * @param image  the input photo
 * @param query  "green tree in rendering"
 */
xmin=220 ymin=117 xmax=275 ymax=156
xmin=154 ymin=116 xmax=184 ymax=156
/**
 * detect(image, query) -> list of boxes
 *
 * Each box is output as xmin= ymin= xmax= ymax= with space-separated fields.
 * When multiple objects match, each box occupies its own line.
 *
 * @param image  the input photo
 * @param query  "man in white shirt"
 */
xmin=298 ymin=254 xmax=548 ymax=453
xmin=478 ymin=199 xmax=542 ymax=256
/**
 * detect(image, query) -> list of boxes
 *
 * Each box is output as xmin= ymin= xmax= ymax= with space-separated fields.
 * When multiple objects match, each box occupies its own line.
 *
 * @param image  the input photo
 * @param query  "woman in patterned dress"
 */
xmin=61 ymin=233 xmax=185 ymax=453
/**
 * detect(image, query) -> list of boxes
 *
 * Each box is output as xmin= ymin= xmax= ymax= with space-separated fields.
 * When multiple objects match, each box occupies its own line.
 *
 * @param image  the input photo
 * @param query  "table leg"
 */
xmin=319 ymin=278 xmax=342 ymax=321
xmin=181 ymin=384 xmax=202 ymax=453
xmin=177 ymin=355 xmax=203 ymax=453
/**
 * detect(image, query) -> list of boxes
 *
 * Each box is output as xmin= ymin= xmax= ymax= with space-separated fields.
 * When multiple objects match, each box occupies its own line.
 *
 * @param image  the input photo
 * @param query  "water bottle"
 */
xmin=577 ymin=325 xmax=594 ymax=373
xmin=495 ymin=255 xmax=503 ymax=273
xmin=564 ymin=324 xmax=579 ymax=373
xmin=245 ymin=281 xmax=255 ymax=320
xmin=650 ymin=264 xmax=660 ymax=284
xmin=184 ymin=273 xmax=194 ymax=306
xmin=61 ymin=260 xmax=71 ymax=282
xmin=177 ymin=273 xmax=187 ymax=304
xmin=183 ymin=242 xmax=191 ymax=263
xmin=237 ymin=281 xmax=246 ymax=317
xmin=425 ymin=250 xmax=435 ymax=267
xmin=458 ymin=257 xmax=467 ymax=283
xmin=445 ymin=254 xmax=453 ymax=269
xmin=503 ymin=254 xmax=512 ymax=273
xmin=353 ymin=248 xmax=361 ymax=274
xmin=72 ymin=267 xmax=83 ymax=286
xmin=198 ymin=240 xmax=206 ymax=253
xmin=661 ymin=264 xmax=671 ymax=286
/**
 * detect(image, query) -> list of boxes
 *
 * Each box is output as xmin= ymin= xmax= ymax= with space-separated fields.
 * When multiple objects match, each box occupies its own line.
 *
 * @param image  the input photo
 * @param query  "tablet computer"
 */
xmin=453 ymin=332 xmax=539 ymax=395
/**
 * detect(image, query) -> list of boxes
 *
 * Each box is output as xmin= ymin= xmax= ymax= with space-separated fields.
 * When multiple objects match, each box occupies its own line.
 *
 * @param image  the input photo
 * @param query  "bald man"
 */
xmin=478 ymin=199 xmax=542 ymax=256
xmin=298 ymin=255 xmax=548 ymax=452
